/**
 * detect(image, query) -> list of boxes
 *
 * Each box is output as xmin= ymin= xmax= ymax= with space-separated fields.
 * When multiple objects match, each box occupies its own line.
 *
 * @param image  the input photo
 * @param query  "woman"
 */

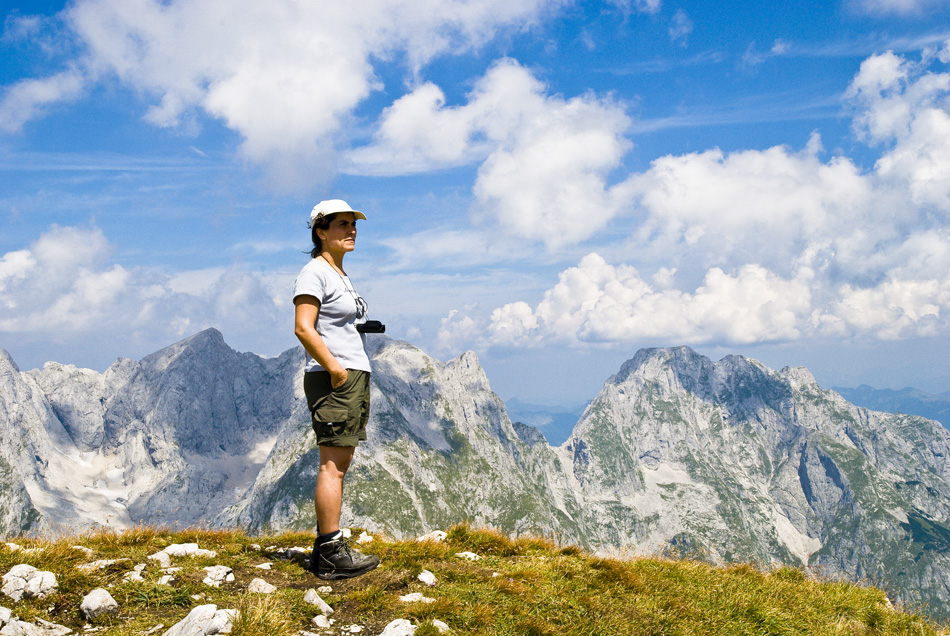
xmin=293 ymin=198 xmax=379 ymax=580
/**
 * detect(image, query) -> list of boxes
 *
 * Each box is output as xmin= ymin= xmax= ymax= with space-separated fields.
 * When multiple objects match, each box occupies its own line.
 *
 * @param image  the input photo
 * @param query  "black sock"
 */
xmin=318 ymin=530 xmax=342 ymax=545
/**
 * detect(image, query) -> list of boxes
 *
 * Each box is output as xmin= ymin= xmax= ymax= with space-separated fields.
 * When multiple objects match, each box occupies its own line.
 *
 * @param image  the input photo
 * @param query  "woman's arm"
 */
xmin=294 ymin=295 xmax=349 ymax=389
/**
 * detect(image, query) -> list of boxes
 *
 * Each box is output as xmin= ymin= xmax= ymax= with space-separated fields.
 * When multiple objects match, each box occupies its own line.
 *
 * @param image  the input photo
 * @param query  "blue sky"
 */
xmin=2 ymin=0 xmax=950 ymax=407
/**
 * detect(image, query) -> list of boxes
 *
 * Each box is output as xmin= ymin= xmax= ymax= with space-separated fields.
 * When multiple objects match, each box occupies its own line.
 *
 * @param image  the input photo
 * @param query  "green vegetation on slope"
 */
xmin=0 ymin=524 xmax=944 ymax=636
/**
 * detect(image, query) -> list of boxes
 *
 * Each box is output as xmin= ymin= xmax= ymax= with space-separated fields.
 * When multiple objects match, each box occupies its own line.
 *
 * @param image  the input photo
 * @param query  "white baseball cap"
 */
xmin=309 ymin=199 xmax=366 ymax=227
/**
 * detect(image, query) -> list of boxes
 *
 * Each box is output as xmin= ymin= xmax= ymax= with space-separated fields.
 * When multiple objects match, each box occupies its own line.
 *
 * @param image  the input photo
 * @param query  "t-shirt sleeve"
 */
xmin=293 ymin=262 xmax=327 ymax=303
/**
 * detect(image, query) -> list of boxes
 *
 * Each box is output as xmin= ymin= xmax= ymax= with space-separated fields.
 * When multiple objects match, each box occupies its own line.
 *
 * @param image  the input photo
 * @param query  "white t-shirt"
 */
xmin=293 ymin=258 xmax=372 ymax=374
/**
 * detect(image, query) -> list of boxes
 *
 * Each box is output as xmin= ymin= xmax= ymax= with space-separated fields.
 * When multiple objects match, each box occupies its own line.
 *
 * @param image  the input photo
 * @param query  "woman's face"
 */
xmin=317 ymin=212 xmax=357 ymax=254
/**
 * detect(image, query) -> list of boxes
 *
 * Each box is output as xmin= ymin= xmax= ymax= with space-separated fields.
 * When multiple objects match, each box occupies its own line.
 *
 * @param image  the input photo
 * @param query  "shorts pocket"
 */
xmin=314 ymin=407 xmax=349 ymax=425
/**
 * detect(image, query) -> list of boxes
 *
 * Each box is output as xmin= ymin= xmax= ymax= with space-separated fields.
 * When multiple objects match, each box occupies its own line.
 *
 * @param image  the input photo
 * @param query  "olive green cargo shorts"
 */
xmin=303 ymin=369 xmax=371 ymax=447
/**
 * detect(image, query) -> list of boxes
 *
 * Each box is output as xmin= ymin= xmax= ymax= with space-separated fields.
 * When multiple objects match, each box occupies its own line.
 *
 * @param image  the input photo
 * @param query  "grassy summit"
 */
xmin=0 ymin=524 xmax=943 ymax=636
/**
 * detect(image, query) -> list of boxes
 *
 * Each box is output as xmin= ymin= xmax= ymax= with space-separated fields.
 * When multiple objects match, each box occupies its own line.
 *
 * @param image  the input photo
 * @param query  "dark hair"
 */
xmin=309 ymin=213 xmax=335 ymax=258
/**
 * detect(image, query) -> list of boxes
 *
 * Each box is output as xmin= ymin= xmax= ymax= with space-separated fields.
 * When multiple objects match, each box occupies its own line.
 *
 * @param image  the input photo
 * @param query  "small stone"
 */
xmin=343 ymin=625 xmax=363 ymax=634
xmin=378 ymin=619 xmax=416 ymax=636
xmin=340 ymin=529 xmax=352 ymax=539
xmin=3 ymin=545 xmax=20 ymax=553
xmin=72 ymin=546 xmax=94 ymax=557
xmin=249 ymin=544 xmax=261 ymax=551
xmin=416 ymin=531 xmax=447 ymax=543
xmin=317 ymin=586 xmax=332 ymax=594
xmin=81 ymin=588 xmax=119 ymax=620
xmin=254 ymin=563 xmax=272 ymax=570
xmin=399 ymin=592 xmax=435 ymax=603
xmin=247 ymin=578 xmax=276 ymax=594
xmin=35 ymin=618 xmax=72 ymax=635
xmin=431 ymin=619 xmax=450 ymax=633
xmin=455 ymin=552 xmax=480 ymax=561
xmin=355 ymin=532 xmax=373 ymax=545
xmin=147 ymin=551 xmax=171 ymax=569
xmin=164 ymin=543 xmax=217 ymax=559
xmin=0 ymin=606 xmax=11 ymax=624
xmin=157 ymin=575 xmax=174 ymax=586
xmin=77 ymin=559 xmax=129 ymax=572
xmin=312 ymin=614 xmax=331 ymax=628
xmin=202 ymin=566 xmax=234 ymax=587
xmin=123 ymin=564 xmax=147 ymax=583
xmin=303 ymin=589 xmax=333 ymax=615
xmin=417 ymin=570 xmax=437 ymax=586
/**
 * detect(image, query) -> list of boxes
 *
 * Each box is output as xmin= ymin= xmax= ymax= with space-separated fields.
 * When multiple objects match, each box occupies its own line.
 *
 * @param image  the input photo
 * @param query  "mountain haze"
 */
xmin=2 ymin=330 xmax=950 ymax=619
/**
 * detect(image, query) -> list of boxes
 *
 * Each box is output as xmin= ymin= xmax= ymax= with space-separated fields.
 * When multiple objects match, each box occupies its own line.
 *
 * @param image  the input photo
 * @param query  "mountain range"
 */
xmin=2 ymin=329 xmax=950 ymax=620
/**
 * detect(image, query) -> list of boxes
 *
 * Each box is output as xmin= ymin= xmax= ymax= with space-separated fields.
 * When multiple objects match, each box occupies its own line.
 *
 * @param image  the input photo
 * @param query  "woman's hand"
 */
xmin=329 ymin=367 xmax=349 ymax=389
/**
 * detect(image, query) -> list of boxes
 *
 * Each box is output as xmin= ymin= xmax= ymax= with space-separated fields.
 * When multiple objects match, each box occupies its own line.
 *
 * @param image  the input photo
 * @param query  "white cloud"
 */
xmin=0 ymin=224 xmax=290 ymax=352
xmin=848 ymin=0 xmax=949 ymax=15
xmin=0 ymin=70 xmax=86 ymax=133
xmin=668 ymin=10 xmax=692 ymax=47
xmin=1 ymin=0 xmax=567 ymax=187
xmin=847 ymin=50 xmax=950 ymax=210
xmin=477 ymin=254 xmax=815 ymax=347
xmin=435 ymin=48 xmax=950 ymax=352
xmin=349 ymin=58 xmax=635 ymax=248
xmin=438 ymin=251 xmax=950 ymax=351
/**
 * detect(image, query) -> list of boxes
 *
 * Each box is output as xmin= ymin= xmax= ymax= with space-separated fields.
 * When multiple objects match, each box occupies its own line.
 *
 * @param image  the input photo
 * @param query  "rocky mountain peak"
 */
xmin=0 ymin=348 xmax=19 ymax=375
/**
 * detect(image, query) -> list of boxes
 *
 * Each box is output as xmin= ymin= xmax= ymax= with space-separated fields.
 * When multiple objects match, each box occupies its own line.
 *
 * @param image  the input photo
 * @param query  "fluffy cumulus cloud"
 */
xmin=0 ymin=225 xmax=288 ymax=355
xmin=349 ymin=59 xmax=634 ymax=247
xmin=847 ymin=49 xmax=950 ymax=210
xmin=438 ymin=47 xmax=950 ymax=352
xmin=1 ymin=0 xmax=564 ymax=186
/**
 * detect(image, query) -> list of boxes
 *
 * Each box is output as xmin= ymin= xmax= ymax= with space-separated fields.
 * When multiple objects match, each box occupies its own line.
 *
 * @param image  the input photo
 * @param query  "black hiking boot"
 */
xmin=312 ymin=535 xmax=379 ymax=580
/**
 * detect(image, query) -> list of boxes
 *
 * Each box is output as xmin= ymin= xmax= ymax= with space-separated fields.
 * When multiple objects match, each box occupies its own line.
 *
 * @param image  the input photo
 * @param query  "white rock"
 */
xmin=2 ymin=566 xmax=57 ymax=602
xmin=399 ymin=592 xmax=434 ymax=604
xmin=202 ymin=566 xmax=234 ymax=587
xmin=147 ymin=551 xmax=172 ymax=569
xmin=162 ymin=604 xmax=216 ymax=636
xmin=123 ymin=564 xmax=147 ymax=583
xmin=72 ymin=546 xmax=94 ymax=557
xmin=416 ymin=531 xmax=447 ymax=543
xmin=0 ymin=619 xmax=35 ymax=635
xmin=355 ymin=532 xmax=373 ymax=545
xmin=253 ymin=563 xmax=271 ymax=570
xmin=157 ymin=575 xmax=175 ymax=586
xmin=206 ymin=609 xmax=238 ymax=635
xmin=0 ymin=606 xmax=10 ymax=625
xmin=342 ymin=626 xmax=362 ymax=634
xmin=164 ymin=544 xmax=217 ymax=559
xmin=24 ymin=572 xmax=57 ymax=599
xmin=431 ymin=619 xmax=450 ymax=633
xmin=247 ymin=579 xmax=276 ymax=594
xmin=311 ymin=615 xmax=331 ymax=628
xmin=378 ymin=619 xmax=416 ymax=636
xmin=249 ymin=544 xmax=261 ymax=551
xmin=302 ymin=589 xmax=333 ymax=615
xmin=34 ymin=618 xmax=73 ymax=635
xmin=3 ymin=545 xmax=20 ymax=553
xmin=340 ymin=529 xmax=352 ymax=539
xmin=454 ymin=552 xmax=480 ymax=561
xmin=81 ymin=588 xmax=118 ymax=620
xmin=417 ymin=570 xmax=437 ymax=586
xmin=317 ymin=586 xmax=332 ymax=594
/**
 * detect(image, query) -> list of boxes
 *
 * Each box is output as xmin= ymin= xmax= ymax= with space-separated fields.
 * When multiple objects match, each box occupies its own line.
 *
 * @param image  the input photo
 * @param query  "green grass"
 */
xmin=0 ymin=524 xmax=944 ymax=636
